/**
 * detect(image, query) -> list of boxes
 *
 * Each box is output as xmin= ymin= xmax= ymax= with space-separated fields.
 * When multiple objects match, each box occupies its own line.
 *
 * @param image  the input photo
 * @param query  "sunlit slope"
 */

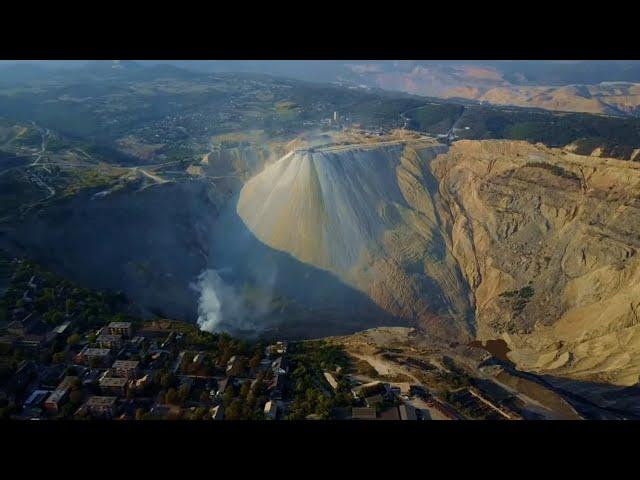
xmin=237 ymin=139 xmax=474 ymax=339
xmin=431 ymin=140 xmax=640 ymax=386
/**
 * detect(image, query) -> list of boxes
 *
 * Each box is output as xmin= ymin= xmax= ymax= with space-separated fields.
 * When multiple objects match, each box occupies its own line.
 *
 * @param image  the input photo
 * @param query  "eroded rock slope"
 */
xmin=432 ymin=140 xmax=640 ymax=386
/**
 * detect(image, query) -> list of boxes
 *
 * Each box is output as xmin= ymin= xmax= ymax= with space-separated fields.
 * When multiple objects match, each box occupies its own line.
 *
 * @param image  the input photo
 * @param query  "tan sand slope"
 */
xmin=237 ymin=138 xmax=474 ymax=340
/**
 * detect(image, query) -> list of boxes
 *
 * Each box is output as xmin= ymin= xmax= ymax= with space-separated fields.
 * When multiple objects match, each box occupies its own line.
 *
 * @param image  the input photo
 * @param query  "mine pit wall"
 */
xmin=386 ymin=142 xmax=477 ymax=341
xmin=429 ymin=140 xmax=640 ymax=386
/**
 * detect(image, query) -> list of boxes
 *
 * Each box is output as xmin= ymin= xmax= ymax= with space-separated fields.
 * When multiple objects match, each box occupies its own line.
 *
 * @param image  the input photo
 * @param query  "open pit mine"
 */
xmin=9 ymin=131 xmax=640 ymax=388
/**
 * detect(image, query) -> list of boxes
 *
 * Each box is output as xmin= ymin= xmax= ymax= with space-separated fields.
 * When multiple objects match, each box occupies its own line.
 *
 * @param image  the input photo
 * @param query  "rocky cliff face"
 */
xmin=431 ymin=140 xmax=640 ymax=386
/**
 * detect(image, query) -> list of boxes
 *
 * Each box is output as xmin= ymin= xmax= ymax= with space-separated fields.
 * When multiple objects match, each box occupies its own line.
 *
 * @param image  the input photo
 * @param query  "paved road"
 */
xmin=29 ymin=122 xmax=49 ymax=167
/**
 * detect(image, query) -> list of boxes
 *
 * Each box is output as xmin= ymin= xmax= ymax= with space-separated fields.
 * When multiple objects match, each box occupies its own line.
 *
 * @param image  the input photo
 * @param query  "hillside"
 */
xmin=445 ymin=83 xmax=640 ymax=116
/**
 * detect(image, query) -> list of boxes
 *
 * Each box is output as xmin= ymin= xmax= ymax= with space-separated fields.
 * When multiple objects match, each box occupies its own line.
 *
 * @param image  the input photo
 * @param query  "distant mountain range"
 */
xmin=4 ymin=60 xmax=640 ymax=116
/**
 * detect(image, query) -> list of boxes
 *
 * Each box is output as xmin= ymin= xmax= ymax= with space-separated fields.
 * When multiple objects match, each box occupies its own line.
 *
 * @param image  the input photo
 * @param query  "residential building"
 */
xmin=107 ymin=322 xmax=133 ymax=338
xmin=352 ymin=381 xmax=386 ymax=399
xmin=24 ymin=389 xmax=50 ymax=409
xmin=85 ymin=396 xmax=117 ymax=418
xmin=111 ymin=360 xmax=139 ymax=379
xmin=351 ymin=407 xmax=377 ymax=420
xmin=399 ymin=404 xmax=418 ymax=421
xmin=44 ymin=388 xmax=69 ymax=414
xmin=99 ymin=376 xmax=128 ymax=395
xmin=379 ymin=406 xmax=401 ymax=421
xmin=42 ymin=375 xmax=79 ymax=414
xmin=96 ymin=334 xmax=123 ymax=349
xmin=77 ymin=347 xmax=112 ymax=366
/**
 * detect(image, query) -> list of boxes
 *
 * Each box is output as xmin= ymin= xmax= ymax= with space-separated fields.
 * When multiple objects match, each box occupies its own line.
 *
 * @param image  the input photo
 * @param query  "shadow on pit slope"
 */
xmin=207 ymin=193 xmax=401 ymax=339
xmin=2 ymin=183 xmax=401 ymax=339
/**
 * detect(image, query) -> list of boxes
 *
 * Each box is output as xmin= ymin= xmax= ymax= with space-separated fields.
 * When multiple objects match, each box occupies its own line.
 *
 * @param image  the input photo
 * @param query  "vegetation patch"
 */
xmin=407 ymin=103 xmax=464 ymax=134
xmin=499 ymin=285 xmax=535 ymax=315
xmin=526 ymin=161 xmax=580 ymax=181
xmin=286 ymin=340 xmax=354 ymax=419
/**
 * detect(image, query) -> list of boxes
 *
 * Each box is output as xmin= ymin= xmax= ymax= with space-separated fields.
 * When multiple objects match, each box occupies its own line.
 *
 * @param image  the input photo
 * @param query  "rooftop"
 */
xmin=53 ymin=321 xmax=71 ymax=335
xmin=99 ymin=377 xmax=128 ymax=387
xmin=97 ymin=334 xmax=122 ymax=341
xmin=86 ymin=396 xmax=117 ymax=407
xmin=57 ymin=376 xmax=79 ymax=390
xmin=108 ymin=322 xmax=132 ymax=329
xmin=351 ymin=407 xmax=377 ymax=420
xmin=112 ymin=360 xmax=139 ymax=369
xmin=46 ymin=388 xmax=69 ymax=404
xmin=25 ymin=389 xmax=50 ymax=407
xmin=83 ymin=348 xmax=111 ymax=357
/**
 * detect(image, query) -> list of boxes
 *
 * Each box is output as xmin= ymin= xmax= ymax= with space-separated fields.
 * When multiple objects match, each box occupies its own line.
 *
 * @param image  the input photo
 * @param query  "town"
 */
xmin=0 ymin=250 xmax=535 ymax=421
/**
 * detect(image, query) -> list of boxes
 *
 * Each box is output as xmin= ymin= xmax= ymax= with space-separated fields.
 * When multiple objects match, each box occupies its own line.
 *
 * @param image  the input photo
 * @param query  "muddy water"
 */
xmin=469 ymin=339 xmax=512 ymax=365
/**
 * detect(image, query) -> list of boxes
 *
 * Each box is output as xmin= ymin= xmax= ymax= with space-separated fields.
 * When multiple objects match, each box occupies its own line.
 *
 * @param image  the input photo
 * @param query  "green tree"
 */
xmin=223 ymin=388 xmax=234 ymax=408
xmin=239 ymin=382 xmax=251 ymax=399
xmin=178 ymin=383 xmax=190 ymax=403
xmin=160 ymin=372 xmax=175 ymax=389
xmin=65 ymin=298 xmax=76 ymax=313
xmin=52 ymin=352 xmax=66 ymax=364
xmin=225 ymin=399 xmax=244 ymax=420
xmin=249 ymin=353 xmax=262 ymax=372
xmin=60 ymin=403 xmax=76 ymax=419
xmin=193 ymin=407 xmax=207 ymax=420
xmin=165 ymin=388 xmax=178 ymax=405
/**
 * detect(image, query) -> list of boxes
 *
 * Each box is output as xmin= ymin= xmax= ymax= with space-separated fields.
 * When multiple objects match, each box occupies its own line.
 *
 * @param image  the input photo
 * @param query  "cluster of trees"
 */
xmin=222 ymin=371 xmax=269 ymax=420
xmin=499 ymin=285 xmax=535 ymax=314
xmin=455 ymin=105 xmax=640 ymax=160
xmin=408 ymin=103 xmax=464 ymax=134
xmin=286 ymin=341 xmax=354 ymax=420
xmin=2 ymin=258 xmax=129 ymax=330
xmin=526 ymin=162 xmax=580 ymax=181
xmin=161 ymin=383 xmax=191 ymax=406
